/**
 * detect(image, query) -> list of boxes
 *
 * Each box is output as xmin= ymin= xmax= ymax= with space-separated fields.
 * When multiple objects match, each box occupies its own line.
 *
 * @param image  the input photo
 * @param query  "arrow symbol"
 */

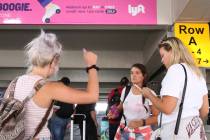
xmin=203 ymin=59 xmax=209 ymax=63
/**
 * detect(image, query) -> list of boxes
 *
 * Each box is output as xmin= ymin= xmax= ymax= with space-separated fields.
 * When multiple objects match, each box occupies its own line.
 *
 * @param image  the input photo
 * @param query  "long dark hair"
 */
xmin=131 ymin=63 xmax=148 ymax=87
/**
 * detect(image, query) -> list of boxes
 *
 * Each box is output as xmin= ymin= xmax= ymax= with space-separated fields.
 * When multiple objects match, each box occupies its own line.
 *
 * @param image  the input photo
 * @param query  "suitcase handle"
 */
xmin=70 ymin=114 xmax=86 ymax=140
xmin=71 ymin=114 xmax=86 ymax=120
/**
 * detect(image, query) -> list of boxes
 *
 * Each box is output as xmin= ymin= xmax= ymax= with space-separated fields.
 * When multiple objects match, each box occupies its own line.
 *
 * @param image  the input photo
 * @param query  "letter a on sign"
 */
xmin=175 ymin=23 xmax=210 ymax=67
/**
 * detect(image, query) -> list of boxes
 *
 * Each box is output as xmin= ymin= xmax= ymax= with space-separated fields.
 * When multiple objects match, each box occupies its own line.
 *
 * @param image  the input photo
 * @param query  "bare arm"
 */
xmin=33 ymin=49 xmax=99 ymax=107
xmin=199 ymin=94 xmax=209 ymax=121
xmin=90 ymin=110 xmax=98 ymax=127
xmin=142 ymin=87 xmax=178 ymax=115
xmin=144 ymin=105 xmax=159 ymax=125
xmin=41 ymin=80 xmax=99 ymax=104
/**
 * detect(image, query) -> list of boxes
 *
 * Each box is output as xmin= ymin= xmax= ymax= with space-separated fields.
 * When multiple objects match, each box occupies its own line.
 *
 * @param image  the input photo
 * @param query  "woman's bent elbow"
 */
xmin=93 ymin=95 xmax=99 ymax=102
xmin=162 ymin=108 xmax=174 ymax=115
xmin=199 ymin=107 xmax=209 ymax=120
xmin=164 ymin=111 xmax=173 ymax=115
xmin=205 ymin=110 xmax=209 ymax=118
xmin=202 ymin=109 xmax=209 ymax=119
xmin=91 ymin=92 xmax=99 ymax=102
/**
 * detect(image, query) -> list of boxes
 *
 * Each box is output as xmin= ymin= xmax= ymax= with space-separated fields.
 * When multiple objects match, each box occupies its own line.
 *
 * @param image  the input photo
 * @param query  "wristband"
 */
xmin=143 ymin=119 xmax=146 ymax=126
xmin=86 ymin=65 xmax=99 ymax=73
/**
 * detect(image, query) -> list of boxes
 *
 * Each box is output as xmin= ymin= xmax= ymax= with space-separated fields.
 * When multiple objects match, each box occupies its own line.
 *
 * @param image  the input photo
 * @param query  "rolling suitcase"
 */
xmin=70 ymin=114 xmax=86 ymax=140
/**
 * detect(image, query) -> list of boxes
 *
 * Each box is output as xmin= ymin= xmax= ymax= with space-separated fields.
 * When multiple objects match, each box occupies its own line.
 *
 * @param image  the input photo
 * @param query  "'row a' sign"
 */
xmin=175 ymin=23 xmax=210 ymax=67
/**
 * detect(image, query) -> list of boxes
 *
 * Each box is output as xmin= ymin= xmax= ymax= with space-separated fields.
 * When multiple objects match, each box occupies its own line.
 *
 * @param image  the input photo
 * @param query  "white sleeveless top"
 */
xmin=120 ymin=87 xmax=154 ymax=125
xmin=14 ymin=75 xmax=52 ymax=139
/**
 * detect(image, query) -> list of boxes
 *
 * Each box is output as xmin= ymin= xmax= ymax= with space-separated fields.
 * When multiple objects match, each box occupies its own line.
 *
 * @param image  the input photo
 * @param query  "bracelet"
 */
xmin=142 ymin=119 xmax=146 ymax=126
xmin=86 ymin=65 xmax=99 ymax=73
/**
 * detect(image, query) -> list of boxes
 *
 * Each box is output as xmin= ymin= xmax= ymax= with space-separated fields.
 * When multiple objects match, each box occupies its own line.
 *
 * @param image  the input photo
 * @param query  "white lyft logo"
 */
xmin=128 ymin=4 xmax=145 ymax=16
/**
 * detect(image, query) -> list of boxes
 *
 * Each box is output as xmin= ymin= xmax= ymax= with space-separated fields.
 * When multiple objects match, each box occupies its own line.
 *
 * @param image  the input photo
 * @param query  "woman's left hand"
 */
xmin=128 ymin=120 xmax=143 ymax=129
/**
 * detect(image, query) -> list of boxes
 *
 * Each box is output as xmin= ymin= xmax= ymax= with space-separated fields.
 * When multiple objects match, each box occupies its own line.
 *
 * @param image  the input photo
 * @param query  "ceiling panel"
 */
xmin=0 ymin=29 xmax=162 ymax=51
xmin=177 ymin=0 xmax=210 ymax=22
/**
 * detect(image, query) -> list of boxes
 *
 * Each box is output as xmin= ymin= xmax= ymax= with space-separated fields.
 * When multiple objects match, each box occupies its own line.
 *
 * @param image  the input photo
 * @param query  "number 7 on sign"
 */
xmin=197 ymin=58 xmax=201 ymax=64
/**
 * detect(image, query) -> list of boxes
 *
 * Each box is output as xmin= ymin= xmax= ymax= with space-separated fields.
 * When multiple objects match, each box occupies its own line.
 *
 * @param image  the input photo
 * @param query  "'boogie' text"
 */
xmin=0 ymin=3 xmax=31 ymax=11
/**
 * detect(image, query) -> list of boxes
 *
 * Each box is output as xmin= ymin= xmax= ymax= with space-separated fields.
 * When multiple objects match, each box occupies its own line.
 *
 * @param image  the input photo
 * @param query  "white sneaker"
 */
xmin=42 ymin=4 xmax=61 ymax=23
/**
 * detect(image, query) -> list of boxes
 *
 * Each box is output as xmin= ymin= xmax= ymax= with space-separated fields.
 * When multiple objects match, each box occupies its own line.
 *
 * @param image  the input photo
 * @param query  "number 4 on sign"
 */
xmin=197 ymin=49 xmax=201 ymax=54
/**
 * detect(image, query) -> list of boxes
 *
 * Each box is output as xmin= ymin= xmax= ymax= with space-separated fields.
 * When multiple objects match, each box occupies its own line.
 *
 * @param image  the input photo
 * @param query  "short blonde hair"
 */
xmin=25 ymin=30 xmax=62 ymax=72
xmin=159 ymin=37 xmax=202 ymax=77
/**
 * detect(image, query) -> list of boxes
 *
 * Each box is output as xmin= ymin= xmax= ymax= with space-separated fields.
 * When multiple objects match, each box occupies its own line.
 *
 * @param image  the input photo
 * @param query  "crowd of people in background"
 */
xmin=0 ymin=30 xmax=209 ymax=140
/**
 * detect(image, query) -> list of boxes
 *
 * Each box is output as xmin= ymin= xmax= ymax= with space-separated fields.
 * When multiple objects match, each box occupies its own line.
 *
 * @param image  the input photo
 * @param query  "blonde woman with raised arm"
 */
xmin=4 ymin=30 xmax=99 ymax=140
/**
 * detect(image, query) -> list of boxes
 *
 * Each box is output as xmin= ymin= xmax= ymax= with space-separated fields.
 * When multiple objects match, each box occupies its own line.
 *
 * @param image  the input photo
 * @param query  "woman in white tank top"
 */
xmin=4 ymin=30 xmax=99 ymax=140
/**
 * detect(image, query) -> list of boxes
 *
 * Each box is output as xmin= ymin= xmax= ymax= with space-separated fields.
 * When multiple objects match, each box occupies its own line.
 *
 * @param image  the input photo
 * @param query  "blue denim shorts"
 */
xmin=121 ymin=131 xmax=144 ymax=140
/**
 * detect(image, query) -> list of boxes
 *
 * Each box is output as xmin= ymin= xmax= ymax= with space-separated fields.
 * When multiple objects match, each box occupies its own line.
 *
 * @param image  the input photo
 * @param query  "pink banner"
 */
xmin=0 ymin=0 xmax=157 ymax=25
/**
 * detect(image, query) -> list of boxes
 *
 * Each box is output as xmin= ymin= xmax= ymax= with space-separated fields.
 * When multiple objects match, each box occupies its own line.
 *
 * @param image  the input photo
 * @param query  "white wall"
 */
xmin=171 ymin=0 xmax=190 ymax=23
xmin=0 ymin=50 xmax=142 ymax=68
xmin=157 ymin=0 xmax=190 ymax=25
xmin=157 ymin=0 xmax=173 ymax=24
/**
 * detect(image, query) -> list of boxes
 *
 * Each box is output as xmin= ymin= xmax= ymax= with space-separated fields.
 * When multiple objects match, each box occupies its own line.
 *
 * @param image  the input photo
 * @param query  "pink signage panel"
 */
xmin=0 ymin=0 xmax=157 ymax=24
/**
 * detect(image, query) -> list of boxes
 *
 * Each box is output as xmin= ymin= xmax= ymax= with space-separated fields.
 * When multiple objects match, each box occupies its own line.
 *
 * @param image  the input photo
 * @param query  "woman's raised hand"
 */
xmin=83 ymin=48 xmax=97 ymax=67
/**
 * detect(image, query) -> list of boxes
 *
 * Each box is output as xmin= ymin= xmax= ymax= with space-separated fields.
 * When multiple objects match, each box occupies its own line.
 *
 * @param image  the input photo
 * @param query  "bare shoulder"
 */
xmin=38 ymin=81 xmax=64 ymax=95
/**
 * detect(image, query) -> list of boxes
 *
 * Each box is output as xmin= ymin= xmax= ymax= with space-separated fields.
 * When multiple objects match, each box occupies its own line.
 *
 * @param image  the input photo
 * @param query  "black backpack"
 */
xmin=109 ymin=88 xmax=121 ymax=107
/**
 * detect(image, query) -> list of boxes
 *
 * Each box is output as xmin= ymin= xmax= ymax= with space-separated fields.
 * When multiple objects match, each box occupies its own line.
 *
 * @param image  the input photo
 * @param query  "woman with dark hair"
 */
xmin=107 ymin=63 xmax=159 ymax=140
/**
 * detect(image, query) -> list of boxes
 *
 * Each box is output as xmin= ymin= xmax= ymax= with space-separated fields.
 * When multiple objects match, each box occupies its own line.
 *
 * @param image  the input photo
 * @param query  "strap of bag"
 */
xmin=174 ymin=64 xmax=187 ymax=135
xmin=122 ymin=85 xmax=131 ymax=103
xmin=32 ymin=101 xmax=53 ymax=138
xmin=3 ymin=77 xmax=19 ymax=98
xmin=158 ymin=112 xmax=162 ymax=128
xmin=121 ymin=85 xmax=131 ymax=130
xmin=29 ymin=80 xmax=54 ymax=139
xmin=22 ymin=79 xmax=46 ymax=104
